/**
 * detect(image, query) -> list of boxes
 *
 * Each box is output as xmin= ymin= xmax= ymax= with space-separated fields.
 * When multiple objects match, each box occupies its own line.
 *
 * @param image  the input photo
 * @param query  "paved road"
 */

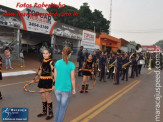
xmin=0 ymin=68 xmax=162 ymax=122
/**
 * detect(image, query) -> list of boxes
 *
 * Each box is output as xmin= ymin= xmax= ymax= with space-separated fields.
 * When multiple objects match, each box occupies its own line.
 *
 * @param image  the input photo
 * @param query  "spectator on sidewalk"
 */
xmin=4 ymin=47 xmax=13 ymax=69
xmin=20 ymin=49 xmax=24 ymax=67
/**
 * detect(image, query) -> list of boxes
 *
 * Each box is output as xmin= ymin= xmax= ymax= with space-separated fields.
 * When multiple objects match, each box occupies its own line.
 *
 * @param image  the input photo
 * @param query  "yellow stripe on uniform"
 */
xmin=40 ymin=76 xmax=52 ymax=79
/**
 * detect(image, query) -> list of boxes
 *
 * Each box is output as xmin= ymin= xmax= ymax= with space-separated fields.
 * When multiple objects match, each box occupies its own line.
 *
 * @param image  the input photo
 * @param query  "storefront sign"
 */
xmin=21 ymin=6 xmax=56 ymax=34
xmin=81 ymin=30 xmax=96 ymax=49
xmin=0 ymin=5 xmax=23 ymax=29
xmin=53 ymin=22 xmax=83 ymax=40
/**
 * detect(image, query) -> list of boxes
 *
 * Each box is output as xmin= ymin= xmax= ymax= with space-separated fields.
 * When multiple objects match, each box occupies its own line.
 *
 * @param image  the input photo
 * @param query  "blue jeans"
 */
xmin=54 ymin=90 xmax=71 ymax=122
xmin=5 ymin=58 xmax=12 ymax=69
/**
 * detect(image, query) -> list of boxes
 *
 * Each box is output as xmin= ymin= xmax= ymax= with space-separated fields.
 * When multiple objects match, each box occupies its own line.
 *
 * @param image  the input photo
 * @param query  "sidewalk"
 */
xmin=2 ymin=55 xmax=41 ymax=73
xmin=2 ymin=54 xmax=78 ymax=74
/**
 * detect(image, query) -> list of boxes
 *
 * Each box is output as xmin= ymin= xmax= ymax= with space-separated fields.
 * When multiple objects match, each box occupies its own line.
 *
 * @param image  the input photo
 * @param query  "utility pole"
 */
xmin=109 ymin=0 xmax=112 ymax=35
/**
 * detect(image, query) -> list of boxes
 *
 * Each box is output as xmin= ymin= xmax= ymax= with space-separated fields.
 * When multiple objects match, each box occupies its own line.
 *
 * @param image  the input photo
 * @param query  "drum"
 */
xmin=139 ymin=60 xmax=145 ymax=65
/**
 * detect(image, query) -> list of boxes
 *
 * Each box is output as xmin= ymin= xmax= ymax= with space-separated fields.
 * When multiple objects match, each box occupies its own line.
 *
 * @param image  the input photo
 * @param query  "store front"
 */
xmin=95 ymin=33 xmax=121 ymax=53
xmin=52 ymin=22 xmax=82 ymax=60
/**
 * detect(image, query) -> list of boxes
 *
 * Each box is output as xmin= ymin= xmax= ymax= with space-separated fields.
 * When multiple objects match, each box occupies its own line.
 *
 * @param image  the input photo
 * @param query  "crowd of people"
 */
xmin=0 ymin=45 xmax=162 ymax=122
xmin=77 ymin=46 xmax=163 ymax=91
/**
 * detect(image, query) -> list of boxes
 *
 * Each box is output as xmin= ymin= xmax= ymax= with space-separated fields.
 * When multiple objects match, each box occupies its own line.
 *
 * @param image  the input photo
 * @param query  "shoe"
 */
xmin=46 ymin=102 xmax=53 ymax=120
xmin=121 ymin=79 xmax=124 ymax=80
xmin=0 ymin=96 xmax=2 ymax=100
xmin=20 ymin=66 xmax=23 ymax=68
xmin=37 ymin=113 xmax=47 ymax=117
xmin=80 ymin=85 xmax=85 ymax=93
xmin=10 ymin=67 xmax=13 ymax=69
xmin=37 ymin=102 xmax=47 ymax=117
xmin=80 ymin=91 xmax=84 ymax=93
xmin=85 ymin=84 xmax=89 ymax=93
xmin=46 ymin=115 xmax=53 ymax=120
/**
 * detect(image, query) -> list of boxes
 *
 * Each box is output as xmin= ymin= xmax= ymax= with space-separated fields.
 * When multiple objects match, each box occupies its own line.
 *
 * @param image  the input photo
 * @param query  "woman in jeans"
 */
xmin=4 ymin=47 xmax=13 ymax=69
xmin=54 ymin=46 xmax=76 ymax=122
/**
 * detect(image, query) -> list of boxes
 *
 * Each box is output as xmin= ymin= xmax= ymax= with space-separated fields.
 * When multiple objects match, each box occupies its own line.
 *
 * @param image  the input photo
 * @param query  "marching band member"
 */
xmin=121 ymin=53 xmax=130 ymax=81
xmin=99 ymin=52 xmax=106 ymax=82
xmin=92 ymin=51 xmax=97 ymax=77
xmin=80 ymin=54 xmax=94 ymax=93
xmin=84 ymin=49 xmax=89 ymax=60
xmin=107 ymin=53 xmax=115 ymax=79
xmin=77 ymin=46 xmax=84 ymax=76
xmin=130 ymin=54 xmax=138 ymax=78
xmin=137 ymin=53 xmax=144 ymax=74
xmin=31 ymin=49 xmax=55 ymax=120
xmin=114 ymin=50 xmax=123 ymax=85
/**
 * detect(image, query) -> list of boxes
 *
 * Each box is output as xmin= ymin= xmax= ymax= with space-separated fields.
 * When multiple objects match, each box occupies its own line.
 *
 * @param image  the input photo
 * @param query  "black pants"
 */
xmin=116 ymin=69 xmax=120 ymax=84
xmin=78 ymin=61 xmax=83 ymax=76
xmin=100 ymin=67 xmax=105 ymax=81
xmin=138 ymin=65 xmax=142 ymax=74
xmin=122 ymin=68 xmax=128 ymax=80
xmin=108 ymin=67 xmax=114 ymax=79
xmin=131 ymin=66 xmax=138 ymax=78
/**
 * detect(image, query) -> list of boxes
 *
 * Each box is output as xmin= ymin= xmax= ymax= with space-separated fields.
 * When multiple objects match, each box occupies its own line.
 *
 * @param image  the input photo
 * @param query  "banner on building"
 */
xmin=0 ymin=5 xmax=23 ymax=29
xmin=81 ymin=30 xmax=96 ymax=49
xmin=53 ymin=22 xmax=83 ymax=40
xmin=142 ymin=45 xmax=162 ymax=52
xmin=21 ymin=6 xmax=56 ymax=34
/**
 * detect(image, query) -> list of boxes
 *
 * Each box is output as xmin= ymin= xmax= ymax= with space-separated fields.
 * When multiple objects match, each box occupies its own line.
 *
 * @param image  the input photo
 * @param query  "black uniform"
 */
xmin=122 ymin=57 xmax=130 ymax=81
xmin=137 ymin=55 xmax=144 ymax=74
xmin=77 ymin=50 xmax=84 ymax=76
xmin=115 ymin=55 xmax=123 ymax=84
xmin=130 ymin=56 xmax=138 ymax=78
xmin=99 ymin=55 xmax=106 ymax=81
xmin=92 ymin=54 xmax=97 ymax=76
xmin=108 ymin=56 xmax=115 ymax=79
xmin=83 ymin=59 xmax=94 ymax=76
xmin=38 ymin=59 xmax=54 ymax=89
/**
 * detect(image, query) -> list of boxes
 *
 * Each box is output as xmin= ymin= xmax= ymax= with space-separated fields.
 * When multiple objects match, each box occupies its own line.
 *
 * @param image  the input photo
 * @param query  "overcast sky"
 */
xmin=0 ymin=0 xmax=163 ymax=45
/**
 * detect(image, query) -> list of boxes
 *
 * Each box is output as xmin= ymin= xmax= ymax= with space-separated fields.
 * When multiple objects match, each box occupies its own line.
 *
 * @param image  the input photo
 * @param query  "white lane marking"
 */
xmin=2 ymin=70 xmax=36 ymax=77
xmin=0 ymin=81 xmax=30 ymax=87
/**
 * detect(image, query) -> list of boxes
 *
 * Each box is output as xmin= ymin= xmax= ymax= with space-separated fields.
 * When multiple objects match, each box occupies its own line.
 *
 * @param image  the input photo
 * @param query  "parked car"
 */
xmin=63 ymin=30 xmax=72 ymax=38
xmin=53 ymin=28 xmax=63 ymax=36
xmin=71 ymin=33 xmax=78 ymax=39
xmin=0 ymin=15 xmax=8 ymax=25
xmin=77 ymin=34 xmax=82 ymax=40
xmin=8 ymin=17 xmax=21 ymax=27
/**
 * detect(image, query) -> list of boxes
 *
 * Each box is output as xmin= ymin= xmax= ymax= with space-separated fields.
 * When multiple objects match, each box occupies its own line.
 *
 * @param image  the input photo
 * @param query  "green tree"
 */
xmin=47 ymin=5 xmax=79 ymax=25
xmin=92 ymin=9 xmax=110 ymax=33
xmin=46 ymin=3 xmax=110 ymax=33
